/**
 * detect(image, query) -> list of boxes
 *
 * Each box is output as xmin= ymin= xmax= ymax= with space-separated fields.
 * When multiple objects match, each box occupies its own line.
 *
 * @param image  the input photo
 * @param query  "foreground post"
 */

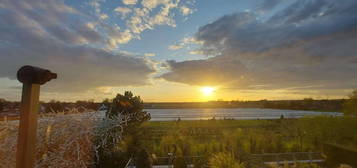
xmin=16 ymin=66 xmax=57 ymax=168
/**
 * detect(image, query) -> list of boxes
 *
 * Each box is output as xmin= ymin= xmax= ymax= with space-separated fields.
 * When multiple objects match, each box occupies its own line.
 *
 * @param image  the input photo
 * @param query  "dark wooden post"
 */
xmin=16 ymin=65 xmax=57 ymax=168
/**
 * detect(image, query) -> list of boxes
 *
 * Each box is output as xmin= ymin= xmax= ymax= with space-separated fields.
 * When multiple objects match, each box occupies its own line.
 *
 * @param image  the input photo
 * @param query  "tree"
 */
xmin=343 ymin=90 xmax=357 ymax=116
xmin=95 ymin=91 xmax=151 ymax=167
xmin=0 ymin=98 xmax=5 ymax=112
xmin=107 ymin=91 xmax=151 ymax=125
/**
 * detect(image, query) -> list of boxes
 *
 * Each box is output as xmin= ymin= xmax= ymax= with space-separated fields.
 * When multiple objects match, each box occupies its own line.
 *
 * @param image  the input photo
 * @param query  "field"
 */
xmin=140 ymin=117 xmax=357 ymax=151
xmin=1 ymin=111 xmax=356 ymax=168
xmin=135 ymin=117 xmax=357 ymax=167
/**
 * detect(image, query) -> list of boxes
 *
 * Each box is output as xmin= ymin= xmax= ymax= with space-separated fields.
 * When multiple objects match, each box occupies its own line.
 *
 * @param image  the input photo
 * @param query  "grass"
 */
xmin=1 ymin=112 xmax=356 ymax=168
xmin=135 ymin=117 xmax=357 ymax=167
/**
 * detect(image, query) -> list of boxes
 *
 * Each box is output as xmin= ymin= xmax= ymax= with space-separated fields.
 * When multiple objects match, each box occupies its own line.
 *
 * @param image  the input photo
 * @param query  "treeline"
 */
xmin=0 ymin=99 xmax=100 ymax=114
xmin=0 ymin=98 xmax=345 ymax=113
xmin=261 ymin=98 xmax=344 ymax=112
xmin=0 ymin=98 xmax=20 ymax=113
xmin=144 ymin=101 xmax=264 ymax=109
xmin=144 ymin=99 xmax=344 ymax=112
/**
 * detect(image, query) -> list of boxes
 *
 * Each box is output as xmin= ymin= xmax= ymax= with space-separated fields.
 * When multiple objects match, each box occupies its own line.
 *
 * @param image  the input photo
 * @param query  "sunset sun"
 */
xmin=200 ymin=87 xmax=216 ymax=96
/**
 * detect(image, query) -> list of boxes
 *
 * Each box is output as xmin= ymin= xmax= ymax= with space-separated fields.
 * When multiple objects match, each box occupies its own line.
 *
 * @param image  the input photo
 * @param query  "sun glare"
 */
xmin=200 ymin=87 xmax=215 ymax=96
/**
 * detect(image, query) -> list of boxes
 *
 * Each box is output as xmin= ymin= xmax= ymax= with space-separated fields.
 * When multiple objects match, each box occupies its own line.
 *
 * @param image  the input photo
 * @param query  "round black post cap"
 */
xmin=17 ymin=65 xmax=57 ymax=85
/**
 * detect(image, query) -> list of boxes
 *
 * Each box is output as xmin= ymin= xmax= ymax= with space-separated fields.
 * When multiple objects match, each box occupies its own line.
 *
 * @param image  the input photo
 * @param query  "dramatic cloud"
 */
xmin=161 ymin=0 xmax=357 ymax=91
xmin=0 ymin=0 xmax=155 ymax=92
xmin=0 ymin=0 xmax=197 ymax=98
xmin=114 ymin=0 xmax=196 ymax=42
xmin=160 ymin=56 xmax=248 ymax=86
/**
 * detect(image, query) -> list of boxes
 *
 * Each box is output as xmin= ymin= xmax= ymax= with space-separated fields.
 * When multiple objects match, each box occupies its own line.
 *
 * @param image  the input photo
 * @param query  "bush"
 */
xmin=95 ymin=91 xmax=151 ymax=167
xmin=106 ymin=91 xmax=150 ymax=123
xmin=135 ymin=149 xmax=153 ymax=168
xmin=0 ymin=99 xmax=4 ymax=112
xmin=208 ymin=152 xmax=245 ymax=168
xmin=343 ymin=90 xmax=357 ymax=116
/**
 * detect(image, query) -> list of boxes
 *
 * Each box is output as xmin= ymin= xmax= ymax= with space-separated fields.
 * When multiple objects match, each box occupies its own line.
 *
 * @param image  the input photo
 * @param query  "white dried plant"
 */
xmin=0 ymin=108 xmax=127 ymax=168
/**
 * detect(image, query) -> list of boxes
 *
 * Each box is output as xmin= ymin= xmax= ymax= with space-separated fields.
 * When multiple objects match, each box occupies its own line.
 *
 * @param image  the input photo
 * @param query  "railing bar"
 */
xmin=124 ymin=158 xmax=133 ymax=168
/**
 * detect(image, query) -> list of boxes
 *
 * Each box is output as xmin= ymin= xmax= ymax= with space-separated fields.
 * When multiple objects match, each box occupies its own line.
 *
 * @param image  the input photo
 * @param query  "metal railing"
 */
xmin=124 ymin=158 xmax=134 ymax=168
xmin=124 ymin=156 xmax=205 ymax=168
xmin=251 ymin=152 xmax=324 ymax=165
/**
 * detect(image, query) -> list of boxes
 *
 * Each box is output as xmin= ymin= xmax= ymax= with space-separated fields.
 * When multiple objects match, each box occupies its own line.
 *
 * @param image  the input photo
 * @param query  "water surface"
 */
xmin=146 ymin=108 xmax=342 ymax=121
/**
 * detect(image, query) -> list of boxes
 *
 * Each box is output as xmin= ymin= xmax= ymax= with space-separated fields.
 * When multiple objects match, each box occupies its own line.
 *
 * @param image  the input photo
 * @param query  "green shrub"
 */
xmin=343 ymin=90 xmax=357 ymax=116
xmin=208 ymin=152 xmax=245 ymax=168
xmin=95 ymin=91 xmax=150 ymax=167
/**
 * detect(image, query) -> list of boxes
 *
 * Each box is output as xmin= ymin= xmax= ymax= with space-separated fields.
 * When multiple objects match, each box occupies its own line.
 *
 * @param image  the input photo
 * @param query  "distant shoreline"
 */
xmin=144 ymin=99 xmax=344 ymax=112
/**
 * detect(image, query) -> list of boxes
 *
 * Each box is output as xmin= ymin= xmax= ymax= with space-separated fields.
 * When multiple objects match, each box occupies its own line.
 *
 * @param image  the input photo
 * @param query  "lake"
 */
xmin=146 ymin=108 xmax=343 ymax=121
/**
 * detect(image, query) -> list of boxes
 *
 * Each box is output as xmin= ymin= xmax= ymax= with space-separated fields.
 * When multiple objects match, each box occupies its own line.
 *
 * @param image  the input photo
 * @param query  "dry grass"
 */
xmin=0 ymin=110 xmax=123 ymax=168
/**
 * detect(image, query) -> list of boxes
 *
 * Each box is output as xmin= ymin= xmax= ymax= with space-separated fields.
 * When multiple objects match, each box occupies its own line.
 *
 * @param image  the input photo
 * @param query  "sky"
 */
xmin=0 ymin=0 xmax=357 ymax=102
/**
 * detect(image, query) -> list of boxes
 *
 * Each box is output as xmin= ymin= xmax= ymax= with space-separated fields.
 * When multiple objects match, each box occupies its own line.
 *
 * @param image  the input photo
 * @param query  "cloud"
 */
xmin=82 ymin=0 xmax=196 ymax=49
xmin=114 ymin=7 xmax=132 ymax=18
xmin=123 ymin=0 xmax=137 ymax=5
xmin=115 ymin=0 xmax=196 ymax=41
xmin=160 ymin=56 xmax=248 ymax=86
xmin=90 ymin=0 xmax=109 ymax=22
xmin=141 ymin=0 xmax=172 ymax=9
xmin=168 ymin=44 xmax=183 ymax=50
xmin=88 ymin=0 xmax=196 ymax=49
xmin=188 ymin=50 xmax=204 ymax=55
xmin=180 ymin=6 xmax=193 ymax=16
xmin=160 ymin=0 xmax=357 ymax=92
xmin=144 ymin=53 xmax=156 ymax=57
xmin=257 ymin=0 xmax=284 ymax=12
xmin=107 ymin=29 xmax=134 ymax=49
xmin=168 ymin=37 xmax=202 ymax=50
xmin=0 ymin=0 xmax=155 ymax=92
xmin=99 ymin=14 xmax=109 ymax=20
xmin=146 ymin=1 xmax=179 ymax=27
